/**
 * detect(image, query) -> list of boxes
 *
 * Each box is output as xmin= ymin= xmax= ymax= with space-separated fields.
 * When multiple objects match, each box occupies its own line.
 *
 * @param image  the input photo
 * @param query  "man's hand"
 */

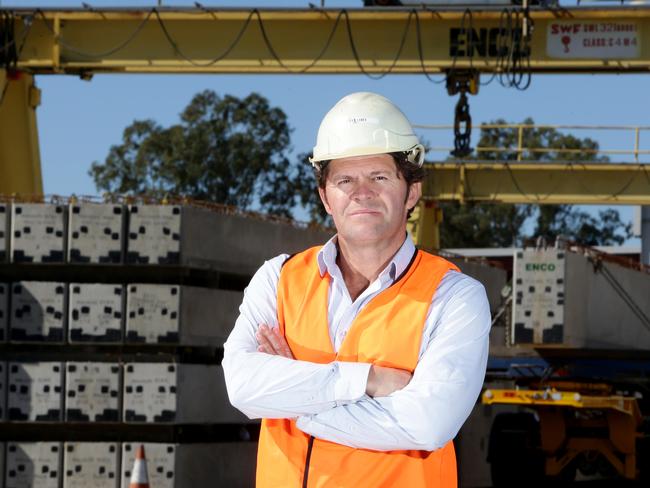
xmin=255 ymin=324 xmax=294 ymax=359
xmin=366 ymin=365 xmax=412 ymax=398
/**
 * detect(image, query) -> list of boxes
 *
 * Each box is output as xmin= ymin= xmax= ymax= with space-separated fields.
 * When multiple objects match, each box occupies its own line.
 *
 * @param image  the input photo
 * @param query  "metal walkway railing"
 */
xmin=413 ymin=123 xmax=650 ymax=163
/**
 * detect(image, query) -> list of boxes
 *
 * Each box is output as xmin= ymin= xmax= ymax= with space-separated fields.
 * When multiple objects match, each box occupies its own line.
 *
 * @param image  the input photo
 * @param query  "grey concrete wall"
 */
xmin=0 ymin=203 xmax=7 ymax=262
xmin=642 ymin=206 xmax=650 ymax=266
xmin=565 ymin=253 xmax=650 ymax=350
xmin=450 ymin=259 xmax=507 ymax=315
xmin=182 ymin=207 xmax=332 ymax=275
xmin=179 ymin=364 xmax=252 ymax=424
xmin=456 ymin=381 xmax=521 ymax=488
xmin=180 ymin=286 xmax=243 ymax=347
xmin=63 ymin=442 xmax=119 ymax=488
xmin=123 ymin=285 xmax=242 ymax=346
xmin=5 ymin=442 xmax=63 ymax=488
xmin=175 ymin=442 xmax=257 ymax=488
xmin=121 ymin=442 xmax=257 ymax=488
xmin=564 ymin=252 xmax=590 ymax=350
xmin=123 ymin=363 xmax=251 ymax=424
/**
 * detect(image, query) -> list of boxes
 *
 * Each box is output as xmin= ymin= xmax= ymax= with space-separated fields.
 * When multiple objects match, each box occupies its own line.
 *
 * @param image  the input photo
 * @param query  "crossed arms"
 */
xmin=222 ymin=254 xmax=491 ymax=451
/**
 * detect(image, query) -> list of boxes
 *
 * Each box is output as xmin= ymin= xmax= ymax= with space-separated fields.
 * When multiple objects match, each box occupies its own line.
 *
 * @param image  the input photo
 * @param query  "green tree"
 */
xmin=90 ymin=91 xmax=305 ymax=218
xmin=439 ymin=118 xmax=632 ymax=247
xmin=291 ymin=152 xmax=331 ymax=224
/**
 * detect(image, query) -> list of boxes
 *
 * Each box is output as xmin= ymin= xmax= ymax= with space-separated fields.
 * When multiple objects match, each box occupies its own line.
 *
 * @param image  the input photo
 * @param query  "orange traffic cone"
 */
xmin=129 ymin=445 xmax=150 ymax=488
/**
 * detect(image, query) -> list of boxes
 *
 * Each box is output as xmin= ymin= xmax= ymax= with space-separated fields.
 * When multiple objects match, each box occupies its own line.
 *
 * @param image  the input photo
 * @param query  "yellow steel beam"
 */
xmin=407 ymin=200 xmax=444 ymax=252
xmin=424 ymin=162 xmax=650 ymax=204
xmin=0 ymin=71 xmax=43 ymax=196
xmin=5 ymin=7 xmax=650 ymax=74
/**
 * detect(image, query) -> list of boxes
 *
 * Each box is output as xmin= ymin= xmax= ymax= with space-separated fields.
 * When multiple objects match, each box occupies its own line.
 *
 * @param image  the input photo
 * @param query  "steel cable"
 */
xmin=0 ymin=11 xmax=18 ymax=68
xmin=0 ymin=12 xmax=33 ymax=107
xmin=503 ymin=162 xmax=561 ymax=202
xmin=448 ymin=8 xmax=473 ymax=78
xmin=34 ymin=8 xmax=155 ymax=59
xmin=10 ymin=6 xmax=537 ymax=86
xmin=153 ymin=8 xmax=256 ymax=68
xmin=413 ymin=9 xmax=445 ymax=84
xmin=564 ymin=161 xmax=650 ymax=203
xmin=255 ymin=8 xmax=344 ymax=74
xmin=342 ymin=8 xmax=413 ymax=80
xmin=30 ymin=7 xmax=416 ymax=77
xmin=0 ymin=11 xmax=18 ymax=55
xmin=605 ymin=165 xmax=647 ymax=200
xmin=496 ymin=8 xmax=532 ymax=90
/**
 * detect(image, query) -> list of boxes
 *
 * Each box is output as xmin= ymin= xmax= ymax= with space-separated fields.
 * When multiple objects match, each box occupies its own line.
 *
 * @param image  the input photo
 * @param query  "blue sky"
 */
xmin=4 ymin=1 xmax=647 ymax=243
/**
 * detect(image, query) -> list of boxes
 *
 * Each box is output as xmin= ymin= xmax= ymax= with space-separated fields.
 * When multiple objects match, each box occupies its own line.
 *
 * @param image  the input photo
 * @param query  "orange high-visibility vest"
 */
xmin=256 ymin=246 xmax=460 ymax=488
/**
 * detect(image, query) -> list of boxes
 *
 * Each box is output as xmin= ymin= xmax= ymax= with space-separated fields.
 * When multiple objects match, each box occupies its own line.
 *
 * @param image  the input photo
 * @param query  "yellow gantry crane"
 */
xmin=1 ymin=5 xmax=650 ymax=244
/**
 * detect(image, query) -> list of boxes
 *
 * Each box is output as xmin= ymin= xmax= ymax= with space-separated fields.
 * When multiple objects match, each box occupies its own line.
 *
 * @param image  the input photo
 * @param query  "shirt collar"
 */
xmin=317 ymin=234 xmax=416 ymax=283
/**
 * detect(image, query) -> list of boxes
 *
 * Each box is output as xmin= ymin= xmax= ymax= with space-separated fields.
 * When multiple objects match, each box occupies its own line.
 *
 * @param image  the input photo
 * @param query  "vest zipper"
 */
xmin=302 ymin=435 xmax=315 ymax=488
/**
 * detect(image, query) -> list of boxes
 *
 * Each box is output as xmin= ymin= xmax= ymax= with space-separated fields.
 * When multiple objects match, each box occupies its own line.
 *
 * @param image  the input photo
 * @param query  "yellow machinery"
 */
xmin=7 ymin=7 xmax=650 ymax=74
xmin=482 ymin=382 xmax=644 ymax=481
xmin=0 ymin=71 xmax=42 ymax=195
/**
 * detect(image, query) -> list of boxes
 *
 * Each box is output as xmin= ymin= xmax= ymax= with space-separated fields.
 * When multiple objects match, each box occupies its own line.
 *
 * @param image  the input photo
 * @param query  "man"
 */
xmin=223 ymin=92 xmax=490 ymax=487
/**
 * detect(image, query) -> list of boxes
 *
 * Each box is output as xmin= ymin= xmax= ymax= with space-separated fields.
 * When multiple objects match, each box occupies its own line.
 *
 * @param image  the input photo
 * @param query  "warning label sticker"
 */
xmin=547 ymin=21 xmax=640 ymax=59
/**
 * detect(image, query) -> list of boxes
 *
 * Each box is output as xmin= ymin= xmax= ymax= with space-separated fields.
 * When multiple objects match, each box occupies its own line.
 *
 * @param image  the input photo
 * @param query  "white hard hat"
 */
xmin=310 ymin=92 xmax=425 ymax=167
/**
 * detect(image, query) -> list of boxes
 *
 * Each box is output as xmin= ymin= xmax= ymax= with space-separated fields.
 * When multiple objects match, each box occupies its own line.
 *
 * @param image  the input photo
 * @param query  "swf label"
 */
xmin=547 ymin=21 xmax=639 ymax=59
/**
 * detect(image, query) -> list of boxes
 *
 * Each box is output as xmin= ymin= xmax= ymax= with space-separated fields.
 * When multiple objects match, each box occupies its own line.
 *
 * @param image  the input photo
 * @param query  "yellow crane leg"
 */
xmin=408 ymin=200 xmax=443 ymax=252
xmin=0 ymin=70 xmax=43 ymax=196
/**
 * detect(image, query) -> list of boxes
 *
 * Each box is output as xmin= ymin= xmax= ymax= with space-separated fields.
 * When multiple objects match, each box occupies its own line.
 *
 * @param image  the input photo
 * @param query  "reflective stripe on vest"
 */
xmin=256 ymin=246 xmax=460 ymax=488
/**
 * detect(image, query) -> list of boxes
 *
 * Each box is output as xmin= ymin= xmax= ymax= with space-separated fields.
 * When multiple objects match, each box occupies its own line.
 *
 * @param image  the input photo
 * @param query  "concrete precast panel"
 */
xmin=67 ymin=203 xmax=124 ymax=264
xmin=7 ymin=362 xmax=64 ymax=422
xmin=122 ymin=362 xmax=250 ymax=424
xmin=121 ymin=442 xmax=176 ymax=488
xmin=68 ymin=283 xmax=123 ymax=343
xmin=10 ymin=281 xmax=66 ymax=343
xmin=65 ymin=362 xmax=121 ymax=423
xmin=125 ymin=204 xmax=331 ymax=275
xmin=512 ymin=248 xmax=650 ymax=350
xmin=570 ymin=253 xmax=650 ymax=350
xmin=512 ymin=249 xmax=565 ymax=345
xmin=642 ymin=206 xmax=650 ymax=266
xmin=0 ymin=362 xmax=5 ymax=421
xmin=0 ymin=203 xmax=7 ymax=262
xmin=63 ymin=442 xmax=120 ymax=488
xmin=125 ymin=284 xmax=242 ymax=346
xmin=5 ymin=442 xmax=63 ymax=488
xmin=10 ymin=203 xmax=66 ymax=263
xmin=0 ymin=282 xmax=7 ymax=342
xmin=125 ymin=284 xmax=180 ymax=344
xmin=449 ymin=258 xmax=507 ymax=315
xmin=0 ymin=443 xmax=4 ymax=488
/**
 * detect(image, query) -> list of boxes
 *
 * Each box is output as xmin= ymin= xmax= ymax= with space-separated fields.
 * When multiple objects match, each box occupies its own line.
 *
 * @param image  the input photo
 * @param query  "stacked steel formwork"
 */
xmin=0 ymin=199 xmax=331 ymax=488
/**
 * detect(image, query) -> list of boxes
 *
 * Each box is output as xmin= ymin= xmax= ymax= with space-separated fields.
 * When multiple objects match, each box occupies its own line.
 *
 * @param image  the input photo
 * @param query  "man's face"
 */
xmin=318 ymin=154 xmax=421 ymax=247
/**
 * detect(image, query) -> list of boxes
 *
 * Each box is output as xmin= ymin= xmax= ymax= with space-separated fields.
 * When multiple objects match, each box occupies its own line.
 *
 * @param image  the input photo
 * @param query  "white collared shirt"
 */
xmin=223 ymin=234 xmax=490 ymax=451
